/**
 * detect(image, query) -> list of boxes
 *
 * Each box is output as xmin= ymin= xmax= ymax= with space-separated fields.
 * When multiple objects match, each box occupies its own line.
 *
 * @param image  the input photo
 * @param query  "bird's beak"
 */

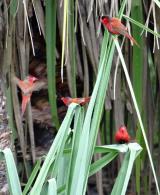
xmin=99 ymin=17 xmax=103 ymax=23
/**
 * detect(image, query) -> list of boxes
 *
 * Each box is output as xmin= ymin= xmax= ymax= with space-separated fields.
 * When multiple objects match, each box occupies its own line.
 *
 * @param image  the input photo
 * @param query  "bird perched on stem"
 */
xmin=115 ymin=126 xmax=131 ymax=144
xmin=61 ymin=97 xmax=90 ymax=106
xmin=100 ymin=15 xmax=139 ymax=46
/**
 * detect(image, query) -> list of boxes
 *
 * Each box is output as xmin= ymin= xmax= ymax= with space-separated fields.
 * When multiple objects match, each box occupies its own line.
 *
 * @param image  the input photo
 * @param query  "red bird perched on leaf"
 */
xmin=13 ymin=75 xmax=45 ymax=116
xmin=115 ymin=126 xmax=130 ymax=144
xmin=61 ymin=97 xmax=90 ymax=106
xmin=100 ymin=15 xmax=139 ymax=46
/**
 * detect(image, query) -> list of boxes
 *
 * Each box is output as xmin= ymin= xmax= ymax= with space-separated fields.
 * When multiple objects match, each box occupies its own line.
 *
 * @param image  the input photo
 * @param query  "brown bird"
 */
xmin=100 ymin=15 xmax=139 ymax=46
xmin=61 ymin=97 xmax=90 ymax=106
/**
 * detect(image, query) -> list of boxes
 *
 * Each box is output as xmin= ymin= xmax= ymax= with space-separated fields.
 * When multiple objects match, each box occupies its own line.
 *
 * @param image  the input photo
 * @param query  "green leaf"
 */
xmin=23 ymin=159 xmax=41 ymax=195
xmin=10 ymin=0 xmax=19 ymax=17
xmin=123 ymin=14 xmax=160 ymax=38
xmin=48 ymin=178 xmax=57 ymax=195
xmin=66 ymin=107 xmax=84 ymax=194
xmin=56 ymin=152 xmax=70 ymax=188
xmin=111 ymin=143 xmax=142 ymax=195
xmin=46 ymin=0 xmax=59 ymax=129
xmin=89 ymin=152 xmax=118 ymax=176
xmin=61 ymin=0 xmax=68 ymax=82
xmin=2 ymin=148 xmax=22 ymax=195
xmin=95 ymin=144 xmax=129 ymax=153
xmin=67 ymin=0 xmax=77 ymax=97
xmin=131 ymin=1 xmax=144 ymax=194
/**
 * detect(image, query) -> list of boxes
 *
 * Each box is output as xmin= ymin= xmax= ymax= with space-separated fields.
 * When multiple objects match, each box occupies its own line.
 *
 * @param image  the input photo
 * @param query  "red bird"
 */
xmin=17 ymin=76 xmax=38 ymax=116
xmin=61 ymin=97 xmax=90 ymax=106
xmin=14 ymin=76 xmax=38 ymax=116
xmin=115 ymin=126 xmax=130 ymax=144
xmin=100 ymin=16 xmax=139 ymax=46
xmin=17 ymin=76 xmax=38 ymax=93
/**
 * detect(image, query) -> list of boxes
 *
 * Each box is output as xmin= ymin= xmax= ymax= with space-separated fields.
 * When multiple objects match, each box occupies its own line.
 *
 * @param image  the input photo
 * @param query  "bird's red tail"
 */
xmin=21 ymin=94 xmax=31 ymax=116
xmin=126 ymin=34 xmax=140 ymax=47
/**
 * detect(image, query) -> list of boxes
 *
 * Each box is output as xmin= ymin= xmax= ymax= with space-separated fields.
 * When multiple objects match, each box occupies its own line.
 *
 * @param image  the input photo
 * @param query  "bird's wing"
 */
xmin=20 ymin=81 xmax=46 ymax=94
xmin=13 ymin=76 xmax=46 ymax=94
xmin=111 ymin=18 xmax=127 ymax=32
xmin=111 ymin=17 xmax=121 ymax=23
xmin=30 ymin=81 xmax=46 ymax=92
xmin=111 ymin=24 xmax=139 ymax=46
xmin=111 ymin=23 xmax=128 ymax=36
xmin=13 ymin=77 xmax=29 ymax=93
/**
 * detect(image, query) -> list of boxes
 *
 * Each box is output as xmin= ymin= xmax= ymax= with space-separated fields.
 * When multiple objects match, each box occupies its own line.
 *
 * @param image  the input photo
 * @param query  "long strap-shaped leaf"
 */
xmin=47 ymin=178 xmax=57 ymax=195
xmin=131 ymin=1 xmax=144 ymax=194
xmin=65 ymin=107 xmax=84 ymax=194
xmin=22 ymin=159 xmax=41 ymax=195
xmin=123 ymin=14 xmax=160 ymax=38
xmin=46 ymin=0 xmax=59 ymax=129
xmin=89 ymin=152 xmax=118 ymax=176
xmin=111 ymin=143 xmax=142 ymax=195
xmin=2 ymin=148 xmax=22 ymax=195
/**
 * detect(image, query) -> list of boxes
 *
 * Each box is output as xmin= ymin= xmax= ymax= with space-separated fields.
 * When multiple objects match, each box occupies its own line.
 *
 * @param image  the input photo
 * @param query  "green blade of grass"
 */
xmin=148 ymin=49 xmax=157 ymax=98
xmin=48 ymin=178 xmax=57 ymax=195
xmin=46 ymin=0 xmax=59 ymax=129
xmin=61 ymin=0 xmax=68 ymax=83
xmin=3 ymin=33 xmax=17 ymax=141
xmin=57 ymin=184 xmax=66 ymax=194
xmin=56 ymin=151 xmax=70 ymax=188
xmin=89 ymin=152 xmax=118 ymax=176
xmin=2 ymin=148 xmax=22 ymax=195
xmin=22 ymin=159 xmax=41 ymax=195
xmin=69 ymin=111 xmax=90 ymax=195
xmin=111 ymin=143 xmax=142 ymax=195
xmin=131 ymin=0 xmax=144 ymax=109
xmin=66 ymin=107 xmax=84 ymax=194
xmin=49 ymin=107 xmax=80 ymax=178
xmin=67 ymin=0 xmax=77 ymax=97
xmin=123 ymin=14 xmax=160 ymax=38
xmin=95 ymin=144 xmax=129 ymax=153
xmin=5 ymin=84 xmax=17 ymax=140
xmin=10 ymin=0 xmax=19 ymax=17
xmin=131 ymin=1 xmax=144 ymax=194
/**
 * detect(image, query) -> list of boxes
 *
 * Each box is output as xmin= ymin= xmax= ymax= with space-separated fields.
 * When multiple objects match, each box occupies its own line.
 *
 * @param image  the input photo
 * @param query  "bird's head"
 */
xmin=100 ymin=15 xmax=111 ymax=25
xmin=27 ymin=75 xmax=38 ymax=83
xmin=118 ymin=126 xmax=128 ymax=134
xmin=61 ymin=97 xmax=70 ymax=105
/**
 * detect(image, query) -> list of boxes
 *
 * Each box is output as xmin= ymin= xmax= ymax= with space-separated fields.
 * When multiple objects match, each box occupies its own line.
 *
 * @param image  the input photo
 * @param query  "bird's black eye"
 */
xmin=101 ymin=16 xmax=106 ymax=19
